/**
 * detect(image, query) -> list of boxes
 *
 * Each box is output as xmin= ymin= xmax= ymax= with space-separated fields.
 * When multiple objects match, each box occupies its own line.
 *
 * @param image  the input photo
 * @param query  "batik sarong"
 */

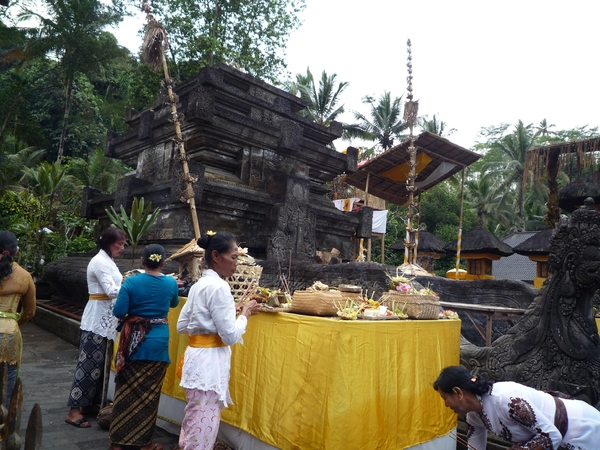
xmin=67 ymin=331 xmax=109 ymax=408
xmin=109 ymin=360 xmax=168 ymax=446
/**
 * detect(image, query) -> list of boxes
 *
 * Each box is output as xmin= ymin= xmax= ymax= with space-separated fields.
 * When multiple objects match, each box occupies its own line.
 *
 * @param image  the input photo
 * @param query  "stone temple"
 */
xmin=81 ymin=63 xmax=369 ymax=262
xmin=44 ymin=63 xmax=388 ymax=307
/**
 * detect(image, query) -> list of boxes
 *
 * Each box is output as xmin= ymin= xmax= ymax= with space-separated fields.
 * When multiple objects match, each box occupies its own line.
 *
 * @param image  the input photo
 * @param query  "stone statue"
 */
xmin=0 ymin=363 xmax=42 ymax=449
xmin=462 ymin=198 xmax=600 ymax=408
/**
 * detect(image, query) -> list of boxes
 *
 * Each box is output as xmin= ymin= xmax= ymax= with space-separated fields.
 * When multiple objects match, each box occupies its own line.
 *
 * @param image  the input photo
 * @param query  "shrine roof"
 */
xmin=341 ymin=132 xmax=480 ymax=205
xmin=512 ymin=228 xmax=554 ymax=256
xmin=444 ymin=228 xmax=514 ymax=256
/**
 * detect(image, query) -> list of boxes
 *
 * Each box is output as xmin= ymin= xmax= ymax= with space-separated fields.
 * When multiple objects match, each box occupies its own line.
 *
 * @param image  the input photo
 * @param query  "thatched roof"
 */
xmin=526 ymin=137 xmax=600 ymax=184
xmin=512 ymin=228 xmax=554 ymax=256
xmin=558 ymin=176 xmax=600 ymax=212
xmin=166 ymin=239 xmax=204 ymax=261
xmin=389 ymin=231 xmax=447 ymax=254
xmin=341 ymin=132 xmax=481 ymax=205
xmin=444 ymin=229 xmax=514 ymax=256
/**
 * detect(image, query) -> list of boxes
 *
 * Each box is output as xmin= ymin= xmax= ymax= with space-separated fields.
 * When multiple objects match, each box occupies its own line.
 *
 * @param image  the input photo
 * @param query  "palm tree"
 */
xmin=0 ymin=134 xmax=45 ymax=195
xmin=419 ymin=114 xmax=456 ymax=137
xmin=464 ymin=171 xmax=515 ymax=233
xmin=17 ymin=0 xmax=123 ymax=163
xmin=344 ymin=91 xmax=407 ymax=152
xmin=484 ymin=120 xmax=541 ymax=231
xmin=20 ymin=161 xmax=75 ymax=213
xmin=284 ymin=67 xmax=348 ymax=126
xmin=66 ymin=148 xmax=129 ymax=193
xmin=536 ymin=118 xmax=556 ymax=137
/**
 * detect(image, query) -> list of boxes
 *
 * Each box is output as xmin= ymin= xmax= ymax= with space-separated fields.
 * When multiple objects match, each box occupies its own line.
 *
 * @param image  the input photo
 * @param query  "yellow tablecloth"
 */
xmin=227 ymin=313 xmax=459 ymax=449
xmin=158 ymin=299 xmax=460 ymax=449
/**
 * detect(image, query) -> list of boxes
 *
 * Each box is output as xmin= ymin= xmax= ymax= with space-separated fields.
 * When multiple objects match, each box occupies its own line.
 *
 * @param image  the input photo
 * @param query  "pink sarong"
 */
xmin=179 ymin=389 xmax=223 ymax=450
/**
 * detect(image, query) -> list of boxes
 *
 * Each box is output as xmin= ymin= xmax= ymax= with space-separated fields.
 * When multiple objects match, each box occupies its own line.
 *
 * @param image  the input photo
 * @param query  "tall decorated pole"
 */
xmin=455 ymin=168 xmax=466 ymax=274
xmin=140 ymin=0 xmax=201 ymax=240
xmin=403 ymin=39 xmax=419 ymax=265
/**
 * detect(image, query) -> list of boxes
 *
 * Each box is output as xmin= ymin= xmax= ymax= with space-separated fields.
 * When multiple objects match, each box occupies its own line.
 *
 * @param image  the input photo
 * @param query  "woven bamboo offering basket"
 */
xmin=290 ymin=290 xmax=342 ymax=316
xmin=379 ymin=291 xmax=440 ymax=320
xmin=337 ymin=284 xmax=363 ymax=302
xmin=228 ymin=264 xmax=263 ymax=299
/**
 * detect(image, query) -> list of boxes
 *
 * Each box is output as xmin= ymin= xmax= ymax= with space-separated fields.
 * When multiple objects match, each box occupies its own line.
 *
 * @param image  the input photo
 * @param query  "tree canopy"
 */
xmin=344 ymin=91 xmax=408 ymax=154
xmin=149 ymin=0 xmax=306 ymax=82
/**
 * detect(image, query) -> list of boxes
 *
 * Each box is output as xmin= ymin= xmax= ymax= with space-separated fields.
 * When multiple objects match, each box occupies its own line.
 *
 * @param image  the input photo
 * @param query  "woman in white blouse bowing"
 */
xmin=65 ymin=226 xmax=127 ymax=428
xmin=177 ymin=231 xmax=259 ymax=450
xmin=434 ymin=365 xmax=600 ymax=450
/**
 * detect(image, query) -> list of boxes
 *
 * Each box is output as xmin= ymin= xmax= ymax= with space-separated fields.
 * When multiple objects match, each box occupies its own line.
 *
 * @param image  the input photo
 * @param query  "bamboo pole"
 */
xmin=455 ymin=168 xmax=466 ymax=273
xmin=414 ymin=192 xmax=422 ymax=263
xmin=141 ymin=1 xmax=201 ymax=240
xmin=403 ymin=39 xmax=419 ymax=266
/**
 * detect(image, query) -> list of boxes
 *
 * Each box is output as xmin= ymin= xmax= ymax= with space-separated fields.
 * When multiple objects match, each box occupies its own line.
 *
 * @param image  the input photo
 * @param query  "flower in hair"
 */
xmin=206 ymin=230 xmax=216 ymax=237
xmin=149 ymin=253 xmax=162 ymax=262
xmin=471 ymin=376 xmax=478 ymax=383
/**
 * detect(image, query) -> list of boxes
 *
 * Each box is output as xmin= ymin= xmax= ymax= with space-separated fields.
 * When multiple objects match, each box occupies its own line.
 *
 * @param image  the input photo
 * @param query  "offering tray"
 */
xmin=357 ymin=314 xmax=402 ymax=321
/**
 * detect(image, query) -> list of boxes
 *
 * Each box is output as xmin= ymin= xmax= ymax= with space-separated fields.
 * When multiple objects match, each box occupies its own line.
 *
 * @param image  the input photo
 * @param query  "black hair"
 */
xmin=97 ymin=226 xmax=127 ymax=257
xmin=143 ymin=244 xmax=167 ymax=270
xmin=197 ymin=232 xmax=237 ymax=268
xmin=0 ymin=230 xmax=18 ymax=284
xmin=433 ymin=365 xmax=493 ymax=396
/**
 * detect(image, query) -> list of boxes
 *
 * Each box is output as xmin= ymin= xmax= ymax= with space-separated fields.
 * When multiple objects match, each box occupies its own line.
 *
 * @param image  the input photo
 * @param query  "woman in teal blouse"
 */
xmin=109 ymin=244 xmax=179 ymax=450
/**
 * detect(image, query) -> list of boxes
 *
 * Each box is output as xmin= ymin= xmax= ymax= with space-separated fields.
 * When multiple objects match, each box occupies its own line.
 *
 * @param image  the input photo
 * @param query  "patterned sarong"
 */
xmin=67 ymin=331 xmax=109 ymax=408
xmin=115 ymin=316 xmax=167 ymax=373
xmin=109 ymin=360 xmax=168 ymax=447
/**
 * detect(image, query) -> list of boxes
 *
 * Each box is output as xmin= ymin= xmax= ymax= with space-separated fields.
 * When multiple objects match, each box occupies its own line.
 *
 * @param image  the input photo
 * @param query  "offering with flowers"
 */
xmin=334 ymin=292 xmax=408 ymax=320
xmin=439 ymin=310 xmax=459 ymax=320
xmin=380 ymin=271 xmax=440 ymax=320
xmin=387 ymin=273 xmax=439 ymax=297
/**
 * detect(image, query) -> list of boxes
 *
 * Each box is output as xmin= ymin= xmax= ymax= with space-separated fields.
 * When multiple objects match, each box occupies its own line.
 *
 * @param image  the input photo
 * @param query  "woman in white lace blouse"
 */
xmin=65 ymin=226 xmax=126 ymax=428
xmin=434 ymin=365 xmax=600 ymax=450
xmin=177 ymin=231 xmax=259 ymax=450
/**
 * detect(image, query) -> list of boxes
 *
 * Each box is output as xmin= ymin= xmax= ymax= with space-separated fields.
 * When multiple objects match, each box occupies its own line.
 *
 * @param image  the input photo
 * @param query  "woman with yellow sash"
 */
xmin=65 ymin=226 xmax=126 ymax=428
xmin=177 ymin=231 xmax=259 ymax=450
xmin=0 ymin=231 xmax=36 ymax=405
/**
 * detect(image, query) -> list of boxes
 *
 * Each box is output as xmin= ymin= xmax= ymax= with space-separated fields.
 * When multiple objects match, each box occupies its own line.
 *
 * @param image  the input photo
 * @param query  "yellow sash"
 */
xmin=0 ymin=311 xmax=21 ymax=321
xmin=89 ymin=293 xmax=111 ymax=300
xmin=176 ymin=334 xmax=227 ymax=378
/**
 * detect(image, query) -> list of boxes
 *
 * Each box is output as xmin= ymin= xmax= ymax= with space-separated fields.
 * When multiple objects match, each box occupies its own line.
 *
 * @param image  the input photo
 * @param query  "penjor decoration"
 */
xmin=140 ymin=0 xmax=201 ymax=240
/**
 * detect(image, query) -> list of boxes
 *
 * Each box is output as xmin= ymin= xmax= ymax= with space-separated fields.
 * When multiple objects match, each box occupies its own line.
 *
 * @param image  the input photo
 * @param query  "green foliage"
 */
xmin=344 ymin=91 xmax=407 ymax=152
xmin=420 ymin=184 xmax=476 ymax=237
xmin=16 ymin=0 xmax=125 ymax=161
xmin=150 ymin=0 xmax=306 ymax=82
xmin=418 ymin=114 xmax=456 ymax=137
xmin=65 ymin=148 xmax=130 ymax=193
xmin=283 ymin=67 xmax=349 ymax=127
xmin=105 ymin=196 xmax=161 ymax=267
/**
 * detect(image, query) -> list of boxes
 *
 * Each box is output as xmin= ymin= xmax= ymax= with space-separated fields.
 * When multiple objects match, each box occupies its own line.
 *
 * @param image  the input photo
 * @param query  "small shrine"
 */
xmin=444 ymin=227 xmax=513 ymax=280
xmin=511 ymin=228 xmax=553 ymax=289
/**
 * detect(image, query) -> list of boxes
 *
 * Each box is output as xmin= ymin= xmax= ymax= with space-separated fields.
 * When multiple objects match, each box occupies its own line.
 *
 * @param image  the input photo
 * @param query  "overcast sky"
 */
xmin=113 ymin=0 xmax=600 ymax=150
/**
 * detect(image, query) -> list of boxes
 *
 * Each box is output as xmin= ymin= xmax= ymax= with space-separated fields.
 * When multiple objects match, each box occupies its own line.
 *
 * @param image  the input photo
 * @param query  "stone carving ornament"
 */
xmin=463 ymin=198 xmax=600 ymax=408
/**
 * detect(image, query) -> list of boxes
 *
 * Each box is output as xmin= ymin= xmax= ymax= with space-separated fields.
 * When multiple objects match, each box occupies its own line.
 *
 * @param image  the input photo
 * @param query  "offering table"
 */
xmin=131 ymin=299 xmax=461 ymax=449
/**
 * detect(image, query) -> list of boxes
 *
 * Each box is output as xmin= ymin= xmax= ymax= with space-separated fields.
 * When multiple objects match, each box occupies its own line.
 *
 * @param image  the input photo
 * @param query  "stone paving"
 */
xmin=18 ymin=322 xmax=180 ymax=450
